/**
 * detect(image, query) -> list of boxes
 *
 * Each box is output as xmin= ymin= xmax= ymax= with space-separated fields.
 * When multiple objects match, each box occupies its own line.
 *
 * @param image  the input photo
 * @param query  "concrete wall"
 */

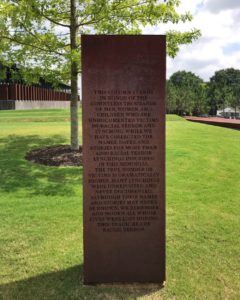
xmin=0 ymin=100 xmax=15 ymax=110
xmin=0 ymin=100 xmax=83 ymax=110
xmin=15 ymin=100 xmax=70 ymax=110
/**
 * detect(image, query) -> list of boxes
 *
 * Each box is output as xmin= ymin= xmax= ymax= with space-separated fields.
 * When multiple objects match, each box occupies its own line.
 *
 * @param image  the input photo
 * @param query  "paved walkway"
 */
xmin=185 ymin=116 xmax=240 ymax=130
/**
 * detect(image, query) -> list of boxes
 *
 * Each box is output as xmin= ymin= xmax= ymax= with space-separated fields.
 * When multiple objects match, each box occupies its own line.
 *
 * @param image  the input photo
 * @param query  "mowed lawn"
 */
xmin=0 ymin=109 xmax=239 ymax=300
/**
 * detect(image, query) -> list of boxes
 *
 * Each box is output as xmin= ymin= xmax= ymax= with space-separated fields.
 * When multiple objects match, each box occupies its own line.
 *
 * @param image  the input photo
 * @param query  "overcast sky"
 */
xmin=143 ymin=0 xmax=240 ymax=81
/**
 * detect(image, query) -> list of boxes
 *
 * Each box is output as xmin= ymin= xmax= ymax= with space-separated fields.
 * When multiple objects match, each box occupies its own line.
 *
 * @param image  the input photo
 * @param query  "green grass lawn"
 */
xmin=0 ymin=109 xmax=239 ymax=300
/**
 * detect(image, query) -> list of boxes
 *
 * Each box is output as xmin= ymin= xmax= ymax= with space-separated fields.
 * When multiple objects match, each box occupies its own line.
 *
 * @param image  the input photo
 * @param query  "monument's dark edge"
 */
xmin=82 ymin=35 xmax=166 ymax=284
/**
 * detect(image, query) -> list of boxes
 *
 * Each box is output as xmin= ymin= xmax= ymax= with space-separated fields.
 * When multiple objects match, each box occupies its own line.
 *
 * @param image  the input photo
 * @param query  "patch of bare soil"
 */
xmin=25 ymin=145 xmax=83 ymax=167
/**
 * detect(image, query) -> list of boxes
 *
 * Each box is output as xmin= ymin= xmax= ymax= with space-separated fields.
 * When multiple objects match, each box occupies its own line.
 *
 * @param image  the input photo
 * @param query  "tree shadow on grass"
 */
xmin=0 ymin=135 xmax=82 ymax=197
xmin=0 ymin=265 xmax=163 ymax=300
xmin=0 ymin=135 xmax=164 ymax=299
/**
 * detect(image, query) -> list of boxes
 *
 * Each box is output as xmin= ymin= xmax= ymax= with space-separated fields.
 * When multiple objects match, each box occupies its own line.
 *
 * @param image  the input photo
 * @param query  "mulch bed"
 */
xmin=25 ymin=145 xmax=83 ymax=167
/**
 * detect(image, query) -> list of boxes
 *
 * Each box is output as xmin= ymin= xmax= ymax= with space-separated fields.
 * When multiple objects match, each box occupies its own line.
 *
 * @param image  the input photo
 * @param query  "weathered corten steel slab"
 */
xmin=185 ymin=116 xmax=240 ymax=130
xmin=82 ymin=35 xmax=166 ymax=284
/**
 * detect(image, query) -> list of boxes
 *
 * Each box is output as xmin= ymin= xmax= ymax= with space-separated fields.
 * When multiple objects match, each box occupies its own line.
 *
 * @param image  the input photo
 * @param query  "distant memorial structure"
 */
xmin=82 ymin=35 xmax=166 ymax=284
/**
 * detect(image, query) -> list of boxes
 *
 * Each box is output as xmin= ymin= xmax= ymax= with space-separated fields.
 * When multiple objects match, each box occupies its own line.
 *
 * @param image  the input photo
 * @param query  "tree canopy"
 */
xmin=208 ymin=68 xmax=240 ymax=114
xmin=0 ymin=0 xmax=201 ymax=149
xmin=0 ymin=0 xmax=200 ymax=84
xmin=167 ymin=68 xmax=240 ymax=117
xmin=167 ymin=70 xmax=206 ymax=116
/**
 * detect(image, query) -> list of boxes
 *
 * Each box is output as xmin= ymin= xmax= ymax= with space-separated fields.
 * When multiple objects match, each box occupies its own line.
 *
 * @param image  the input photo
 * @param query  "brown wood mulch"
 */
xmin=25 ymin=145 xmax=83 ymax=167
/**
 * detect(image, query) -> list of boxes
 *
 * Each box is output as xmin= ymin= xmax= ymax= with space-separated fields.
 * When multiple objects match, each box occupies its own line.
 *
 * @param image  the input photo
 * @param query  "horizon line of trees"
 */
xmin=167 ymin=68 xmax=240 ymax=117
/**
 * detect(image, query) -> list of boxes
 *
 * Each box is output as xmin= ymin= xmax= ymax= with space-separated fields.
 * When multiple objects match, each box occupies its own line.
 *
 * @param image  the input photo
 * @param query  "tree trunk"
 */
xmin=70 ymin=0 xmax=79 ymax=150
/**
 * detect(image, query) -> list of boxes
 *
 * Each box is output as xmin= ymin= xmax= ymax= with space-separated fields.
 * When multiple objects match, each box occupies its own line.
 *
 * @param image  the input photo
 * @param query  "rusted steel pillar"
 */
xmin=24 ymin=85 xmax=27 ymax=100
xmin=9 ymin=84 xmax=17 ymax=100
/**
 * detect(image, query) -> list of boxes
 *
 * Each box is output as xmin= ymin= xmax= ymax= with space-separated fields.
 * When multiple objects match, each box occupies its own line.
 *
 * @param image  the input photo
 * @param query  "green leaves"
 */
xmin=168 ymin=71 xmax=207 ymax=116
xmin=167 ymin=29 xmax=201 ymax=58
xmin=0 ymin=0 xmax=70 ymax=85
xmin=208 ymin=68 xmax=240 ymax=112
xmin=0 ymin=0 xmax=200 ymax=85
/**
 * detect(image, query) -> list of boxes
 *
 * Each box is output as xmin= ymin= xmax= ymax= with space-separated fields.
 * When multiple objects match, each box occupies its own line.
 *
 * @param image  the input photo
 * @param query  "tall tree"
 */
xmin=166 ymin=80 xmax=177 ymax=114
xmin=208 ymin=68 xmax=240 ymax=118
xmin=0 ymin=0 xmax=200 ymax=149
xmin=168 ymin=70 xmax=206 ymax=116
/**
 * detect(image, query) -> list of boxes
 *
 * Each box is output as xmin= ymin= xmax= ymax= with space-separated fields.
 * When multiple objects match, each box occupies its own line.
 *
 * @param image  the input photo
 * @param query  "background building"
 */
xmin=0 ymin=63 xmax=79 ymax=110
xmin=217 ymin=107 xmax=240 ymax=119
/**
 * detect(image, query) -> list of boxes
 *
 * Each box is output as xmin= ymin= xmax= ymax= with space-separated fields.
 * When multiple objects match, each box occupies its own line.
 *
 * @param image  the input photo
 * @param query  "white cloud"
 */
xmin=204 ymin=0 xmax=240 ymax=13
xmin=176 ymin=0 xmax=203 ymax=14
xmin=144 ymin=0 xmax=240 ymax=81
